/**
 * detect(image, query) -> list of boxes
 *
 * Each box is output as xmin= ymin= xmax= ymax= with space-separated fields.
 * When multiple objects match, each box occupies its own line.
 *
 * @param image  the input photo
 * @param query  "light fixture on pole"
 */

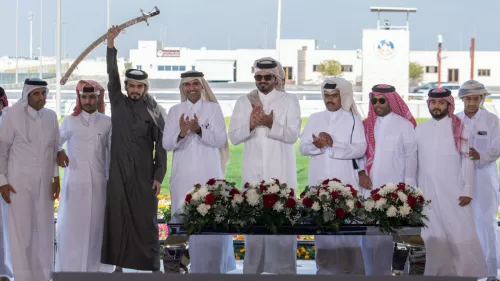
xmin=470 ymin=38 xmax=475 ymax=80
xmin=276 ymin=0 xmax=282 ymax=61
xmin=56 ymin=0 xmax=62 ymax=118
xmin=107 ymin=0 xmax=111 ymax=29
xmin=437 ymin=34 xmax=443 ymax=88
xmin=39 ymin=0 xmax=43 ymax=79
xmin=15 ymin=0 xmax=19 ymax=84
xmin=29 ymin=11 xmax=33 ymax=60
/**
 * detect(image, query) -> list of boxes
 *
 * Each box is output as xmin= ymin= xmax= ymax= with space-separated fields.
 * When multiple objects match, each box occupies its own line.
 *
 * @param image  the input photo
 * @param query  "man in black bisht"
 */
xmin=101 ymin=25 xmax=167 ymax=273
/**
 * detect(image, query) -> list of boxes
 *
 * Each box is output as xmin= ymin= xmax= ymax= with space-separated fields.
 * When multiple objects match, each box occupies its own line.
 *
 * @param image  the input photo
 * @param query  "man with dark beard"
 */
xmin=100 ymin=26 xmax=167 ymax=273
xmin=415 ymin=88 xmax=487 ymax=278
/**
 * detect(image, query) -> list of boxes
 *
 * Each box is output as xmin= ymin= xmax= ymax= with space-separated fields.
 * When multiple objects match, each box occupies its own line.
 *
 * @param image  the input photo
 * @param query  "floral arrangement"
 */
xmin=299 ymin=178 xmax=365 ymax=232
xmin=234 ymin=178 xmax=301 ymax=233
xmin=363 ymin=182 xmax=431 ymax=233
xmin=181 ymin=178 xmax=237 ymax=233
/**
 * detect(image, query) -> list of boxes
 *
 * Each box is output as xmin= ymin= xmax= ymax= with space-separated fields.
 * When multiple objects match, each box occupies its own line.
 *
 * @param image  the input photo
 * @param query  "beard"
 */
xmin=430 ymin=108 xmax=448 ymax=119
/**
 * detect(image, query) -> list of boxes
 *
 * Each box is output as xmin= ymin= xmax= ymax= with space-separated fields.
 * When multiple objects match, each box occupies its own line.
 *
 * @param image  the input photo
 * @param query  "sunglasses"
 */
xmin=254 ymin=74 xmax=273 ymax=81
xmin=371 ymin=98 xmax=386 ymax=105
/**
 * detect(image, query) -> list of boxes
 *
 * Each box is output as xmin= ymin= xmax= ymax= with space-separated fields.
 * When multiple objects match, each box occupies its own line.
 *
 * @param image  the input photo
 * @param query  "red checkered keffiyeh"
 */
xmin=362 ymin=85 xmax=416 ymax=176
xmin=427 ymin=88 xmax=467 ymax=155
xmin=72 ymin=80 xmax=106 ymax=116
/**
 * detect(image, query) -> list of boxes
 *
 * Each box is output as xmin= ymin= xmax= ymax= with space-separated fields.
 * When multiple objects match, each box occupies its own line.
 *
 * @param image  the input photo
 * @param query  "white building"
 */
xmin=129 ymin=38 xmax=499 ymax=89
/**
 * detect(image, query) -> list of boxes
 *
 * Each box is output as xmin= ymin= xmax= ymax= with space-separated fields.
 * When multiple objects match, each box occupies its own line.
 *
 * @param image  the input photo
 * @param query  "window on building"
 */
xmin=313 ymin=65 xmax=322 ymax=72
xmin=426 ymin=66 xmax=438 ymax=73
xmin=192 ymin=66 xmax=196 ymax=71
xmin=478 ymin=69 xmax=491 ymax=77
xmin=172 ymin=66 xmax=179 ymax=71
xmin=158 ymin=65 xmax=165 ymax=71
xmin=341 ymin=65 xmax=353 ymax=72
xmin=283 ymin=67 xmax=293 ymax=80
xmin=165 ymin=66 xmax=172 ymax=71
xmin=180 ymin=66 xmax=186 ymax=71
xmin=136 ymin=65 xmax=142 ymax=70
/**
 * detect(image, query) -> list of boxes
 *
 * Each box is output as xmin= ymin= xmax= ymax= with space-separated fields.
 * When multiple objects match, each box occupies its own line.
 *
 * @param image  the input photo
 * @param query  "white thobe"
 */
xmin=228 ymin=89 xmax=301 ymax=274
xmin=457 ymin=109 xmax=500 ymax=277
xmin=416 ymin=116 xmax=488 ymax=277
xmin=55 ymin=111 xmax=114 ymax=273
xmin=163 ymin=100 xmax=236 ymax=274
xmin=0 ymin=105 xmax=59 ymax=281
xmin=299 ymin=109 xmax=366 ymax=275
xmin=0 ymin=112 xmax=13 ymax=279
xmin=358 ymin=113 xmax=417 ymax=276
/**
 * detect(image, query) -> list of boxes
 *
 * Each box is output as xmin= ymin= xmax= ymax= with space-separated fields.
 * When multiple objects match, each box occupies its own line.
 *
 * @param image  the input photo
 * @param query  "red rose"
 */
xmin=370 ymin=189 xmax=380 ymax=195
xmin=335 ymin=208 xmax=345 ymax=218
xmin=300 ymin=191 xmax=306 ymax=199
xmin=229 ymin=189 xmax=240 ymax=197
xmin=418 ymin=196 xmax=424 ymax=203
xmin=391 ymin=192 xmax=399 ymax=199
xmin=244 ymin=182 xmax=250 ymax=188
xmin=350 ymin=187 xmax=358 ymax=197
xmin=355 ymin=201 xmax=363 ymax=208
xmin=322 ymin=179 xmax=330 ymax=185
xmin=205 ymin=193 xmax=215 ymax=205
xmin=331 ymin=191 xmax=339 ymax=199
xmin=185 ymin=194 xmax=192 ymax=203
xmin=373 ymin=194 xmax=382 ymax=201
xmin=261 ymin=180 xmax=265 ymax=184
xmin=285 ymin=198 xmax=296 ymax=208
xmin=346 ymin=184 xmax=353 ymax=188
xmin=407 ymin=195 xmax=417 ymax=207
xmin=242 ymin=190 xmax=247 ymax=197
xmin=260 ymin=185 xmax=267 ymax=191
xmin=289 ymin=189 xmax=295 ymax=197
xmin=397 ymin=183 xmax=406 ymax=191
xmin=275 ymin=179 xmax=280 ymax=185
xmin=302 ymin=197 xmax=313 ymax=208
xmin=263 ymin=194 xmax=278 ymax=208
xmin=333 ymin=178 xmax=341 ymax=182
xmin=207 ymin=178 xmax=217 ymax=185
xmin=194 ymin=184 xmax=201 ymax=189
xmin=381 ymin=185 xmax=386 ymax=189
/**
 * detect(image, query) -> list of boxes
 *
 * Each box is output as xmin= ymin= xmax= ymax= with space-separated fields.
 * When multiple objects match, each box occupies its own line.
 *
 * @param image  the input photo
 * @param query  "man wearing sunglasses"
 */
xmin=299 ymin=77 xmax=366 ymax=275
xmin=456 ymin=80 xmax=500 ymax=280
xmin=416 ymin=88 xmax=487 ymax=277
xmin=356 ymin=84 xmax=417 ymax=276
xmin=228 ymin=57 xmax=301 ymax=274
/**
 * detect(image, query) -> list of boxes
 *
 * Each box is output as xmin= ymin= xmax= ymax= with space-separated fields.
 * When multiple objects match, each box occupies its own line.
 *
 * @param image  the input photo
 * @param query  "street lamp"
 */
xmin=15 ymin=0 xmax=19 ymax=84
xmin=29 ymin=11 xmax=34 ymax=60
xmin=437 ymin=34 xmax=443 ymax=88
xmin=40 ymin=0 xmax=43 ymax=79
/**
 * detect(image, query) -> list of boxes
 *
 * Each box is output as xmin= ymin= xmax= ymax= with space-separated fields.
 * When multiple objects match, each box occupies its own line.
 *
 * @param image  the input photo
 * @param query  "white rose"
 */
xmin=197 ymin=204 xmax=211 ymax=216
xmin=364 ymin=200 xmax=375 ymax=212
xmin=269 ymin=184 xmax=280 ymax=194
xmin=414 ymin=187 xmax=424 ymax=197
xmin=346 ymin=199 xmax=355 ymax=211
xmin=265 ymin=179 xmax=275 ymax=185
xmin=273 ymin=202 xmax=284 ymax=212
xmin=249 ymin=181 xmax=260 ymax=188
xmin=197 ymin=187 xmax=209 ymax=197
xmin=279 ymin=189 xmax=288 ymax=198
xmin=222 ymin=190 xmax=230 ymax=198
xmin=233 ymin=194 xmax=244 ymax=204
xmin=246 ymin=192 xmax=260 ymax=206
xmin=191 ymin=192 xmax=201 ymax=202
xmin=399 ymin=203 xmax=411 ymax=217
xmin=319 ymin=190 xmax=329 ymax=197
xmin=341 ymin=187 xmax=352 ymax=197
xmin=397 ymin=191 xmax=408 ymax=203
xmin=384 ymin=183 xmax=397 ymax=192
xmin=374 ymin=198 xmax=387 ymax=210
xmin=306 ymin=189 xmax=317 ymax=197
xmin=378 ymin=188 xmax=388 ymax=197
xmin=386 ymin=206 xmax=398 ymax=217
xmin=311 ymin=202 xmax=321 ymax=211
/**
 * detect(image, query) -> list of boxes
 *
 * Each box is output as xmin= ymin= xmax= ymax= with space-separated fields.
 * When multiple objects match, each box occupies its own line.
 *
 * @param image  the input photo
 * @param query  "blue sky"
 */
xmin=0 ymin=0 xmax=498 ymax=58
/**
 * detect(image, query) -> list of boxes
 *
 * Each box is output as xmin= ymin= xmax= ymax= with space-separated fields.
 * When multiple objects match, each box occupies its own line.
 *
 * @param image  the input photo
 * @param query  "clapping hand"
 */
xmin=318 ymin=132 xmax=333 ymax=147
xmin=250 ymin=105 xmax=265 ymax=130
xmin=179 ymin=114 xmax=189 ymax=138
xmin=188 ymin=114 xmax=202 ymax=135
xmin=469 ymin=147 xmax=480 ymax=160
xmin=312 ymin=134 xmax=327 ymax=148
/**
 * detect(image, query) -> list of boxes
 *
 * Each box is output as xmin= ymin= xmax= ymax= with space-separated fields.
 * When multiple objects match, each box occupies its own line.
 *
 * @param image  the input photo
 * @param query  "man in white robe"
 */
xmin=416 ymin=87 xmax=488 ymax=278
xmin=228 ymin=57 xmax=301 ymax=274
xmin=357 ymin=84 xmax=418 ymax=276
xmin=0 ymin=88 xmax=12 ymax=281
xmin=299 ymin=77 xmax=366 ymax=275
xmin=0 ymin=78 xmax=60 ymax=281
xmin=163 ymin=70 xmax=235 ymax=273
xmin=54 ymin=80 xmax=113 ymax=273
xmin=456 ymin=80 xmax=500 ymax=280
